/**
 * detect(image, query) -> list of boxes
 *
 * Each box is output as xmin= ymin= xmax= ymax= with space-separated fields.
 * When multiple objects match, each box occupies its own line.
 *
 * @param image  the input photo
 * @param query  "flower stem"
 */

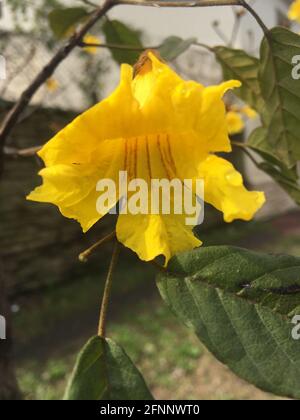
xmin=79 ymin=231 xmax=116 ymax=263
xmin=98 ymin=240 xmax=120 ymax=337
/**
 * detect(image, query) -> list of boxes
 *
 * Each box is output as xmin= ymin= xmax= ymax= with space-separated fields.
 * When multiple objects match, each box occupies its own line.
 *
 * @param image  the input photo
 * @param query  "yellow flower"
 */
xmin=46 ymin=78 xmax=59 ymax=92
xmin=83 ymin=34 xmax=101 ymax=55
xmin=241 ymin=106 xmax=257 ymax=119
xmin=226 ymin=111 xmax=245 ymax=135
xmin=28 ymin=52 xmax=265 ymax=265
xmin=288 ymin=0 xmax=300 ymax=23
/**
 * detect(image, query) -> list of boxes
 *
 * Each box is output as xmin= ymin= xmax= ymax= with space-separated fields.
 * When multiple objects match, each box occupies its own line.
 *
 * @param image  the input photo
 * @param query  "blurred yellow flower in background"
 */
xmin=288 ymin=0 xmax=300 ymax=23
xmin=83 ymin=34 xmax=101 ymax=55
xmin=226 ymin=111 xmax=245 ymax=135
xmin=28 ymin=52 xmax=265 ymax=265
xmin=226 ymin=104 xmax=258 ymax=136
xmin=46 ymin=78 xmax=59 ymax=92
xmin=241 ymin=106 xmax=257 ymax=119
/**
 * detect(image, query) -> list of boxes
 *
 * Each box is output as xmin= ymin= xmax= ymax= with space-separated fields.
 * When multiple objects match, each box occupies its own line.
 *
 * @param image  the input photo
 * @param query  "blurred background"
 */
xmin=0 ymin=0 xmax=299 ymax=400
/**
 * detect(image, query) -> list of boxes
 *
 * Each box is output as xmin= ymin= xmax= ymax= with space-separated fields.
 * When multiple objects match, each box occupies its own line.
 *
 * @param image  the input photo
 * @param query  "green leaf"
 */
xmin=253 ymin=27 xmax=300 ymax=167
xmin=248 ymin=127 xmax=300 ymax=206
xmin=102 ymin=20 xmax=143 ymax=65
xmin=157 ymin=246 xmax=300 ymax=399
xmin=214 ymin=46 xmax=265 ymax=114
xmin=248 ymin=126 xmax=282 ymax=164
xmin=64 ymin=336 xmax=153 ymax=400
xmin=258 ymin=160 xmax=300 ymax=206
xmin=48 ymin=7 xmax=89 ymax=39
xmin=249 ymin=128 xmax=300 ymax=205
xmin=159 ymin=36 xmax=196 ymax=61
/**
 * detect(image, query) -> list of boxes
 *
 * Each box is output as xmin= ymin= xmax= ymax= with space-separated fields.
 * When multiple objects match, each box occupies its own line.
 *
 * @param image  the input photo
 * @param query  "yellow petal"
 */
xmin=116 ymin=212 xmax=202 ymax=266
xmin=27 ymin=164 xmax=96 ymax=207
xmin=38 ymin=65 xmax=137 ymax=168
xmin=157 ymin=132 xmax=207 ymax=181
xmin=59 ymin=189 xmax=105 ymax=233
xmin=132 ymin=51 xmax=182 ymax=108
xmin=132 ymin=52 xmax=241 ymax=153
xmin=195 ymin=80 xmax=241 ymax=151
xmin=28 ymin=64 xmax=138 ymax=232
xmin=123 ymin=132 xmax=207 ymax=190
xmin=199 ymin=155 xmax=265 ymax=222
xmin=116 ymin=132 xmax=203 ymax=264
xmin=131 ymin=52 xmax=186 ymax=135
xmin=28 ymin=138 xmax=125 ymax=231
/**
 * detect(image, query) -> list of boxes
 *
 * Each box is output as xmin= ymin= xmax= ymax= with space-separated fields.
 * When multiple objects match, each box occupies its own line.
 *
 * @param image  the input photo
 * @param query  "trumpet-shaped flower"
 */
xmin=28 ymin=52 xmax=265 ymax=265
xmin=288 ymin=0 xmax=300 ymax=23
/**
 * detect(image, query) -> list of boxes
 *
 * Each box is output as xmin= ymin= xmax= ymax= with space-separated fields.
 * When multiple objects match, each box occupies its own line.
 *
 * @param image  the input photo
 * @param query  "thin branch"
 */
xmin=212 ymin=21 xmax=230 ymax=44
xmin=238 ymin=0 xmax=268 ymax=34
xmin=79 ymin=231 xmax=116 ymax=262
xmin=4 ymin=145 xmax=42 ymax=158
xmin=79 ymin=0 xmax=99 ymax=7
xmin=194 ymin=42 xmax=213 ymax=52
xmin=116 ymin=0 xmax=268 ymax=34
xmin=98 ymin=240 xmax=120 ymax=337
xmin=230 ymin=8 xmax=244 ymax=46
xmin=117 ymin=0 xmax=242 ymax=7
xmin=79 ymin=41 xmax=160 ymax=52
